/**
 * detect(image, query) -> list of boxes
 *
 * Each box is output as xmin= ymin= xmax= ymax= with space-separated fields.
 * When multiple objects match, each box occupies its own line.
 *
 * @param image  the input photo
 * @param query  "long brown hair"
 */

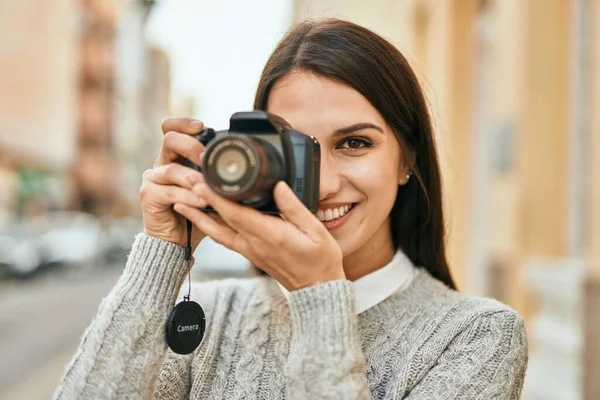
xmin=254 ymin=19 xmax=456 ymax=290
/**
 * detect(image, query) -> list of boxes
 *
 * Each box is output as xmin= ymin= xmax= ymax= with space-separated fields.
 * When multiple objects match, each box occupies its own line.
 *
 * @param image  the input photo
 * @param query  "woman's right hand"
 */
xmin=140 ymin=117 xmax=209 ymax=249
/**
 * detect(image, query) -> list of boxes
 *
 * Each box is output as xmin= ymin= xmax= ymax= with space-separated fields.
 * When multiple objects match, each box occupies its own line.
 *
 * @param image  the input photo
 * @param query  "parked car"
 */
xmin=1 ymin=212 xmax=104 ymax=277
xmin=37 ymin=212 xmax=104 ymax=269
xmin=100 ymin=217 xmax=143 ymax=264
xmin=1 ymin=217 xmax=49 ymax=277
xmin=0 ymin=235 xmax=17 ymax=278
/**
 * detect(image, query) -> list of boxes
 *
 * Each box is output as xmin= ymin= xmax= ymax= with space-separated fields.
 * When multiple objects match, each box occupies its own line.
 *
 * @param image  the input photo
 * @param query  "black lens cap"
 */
xmin=166 ymin=300 xmax=206 ymax=355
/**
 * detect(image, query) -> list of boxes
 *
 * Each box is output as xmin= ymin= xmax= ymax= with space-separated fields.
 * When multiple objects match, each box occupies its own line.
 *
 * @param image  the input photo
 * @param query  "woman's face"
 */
xmin=267 ymin=72 xmax=410 ymax=258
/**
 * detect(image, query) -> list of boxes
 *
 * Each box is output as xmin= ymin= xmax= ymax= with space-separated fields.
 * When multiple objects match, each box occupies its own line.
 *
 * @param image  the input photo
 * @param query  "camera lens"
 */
xmin=215 ymin=148 xmax=247 ymax=182
xmin=202 ymin=135 xmax=285 ymax=206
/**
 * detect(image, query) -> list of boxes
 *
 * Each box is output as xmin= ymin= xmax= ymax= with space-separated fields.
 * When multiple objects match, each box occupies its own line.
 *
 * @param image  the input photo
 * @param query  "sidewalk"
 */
xmin=0 ymin=346 xmax=75 ymax=400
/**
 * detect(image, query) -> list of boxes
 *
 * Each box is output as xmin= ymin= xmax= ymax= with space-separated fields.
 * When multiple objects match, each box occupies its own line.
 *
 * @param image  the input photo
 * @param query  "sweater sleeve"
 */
xmin=53 ymin=233 xmax=193 ymax=400
xmin=404 ymin=309 xmax=528 ymax=400
xmin=284 ymin=280 xmax=372 ymax=400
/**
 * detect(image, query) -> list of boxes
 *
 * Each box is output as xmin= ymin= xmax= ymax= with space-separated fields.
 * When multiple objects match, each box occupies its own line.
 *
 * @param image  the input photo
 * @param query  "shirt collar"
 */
xmin=277 ymin=250 xmax=417 ymax=314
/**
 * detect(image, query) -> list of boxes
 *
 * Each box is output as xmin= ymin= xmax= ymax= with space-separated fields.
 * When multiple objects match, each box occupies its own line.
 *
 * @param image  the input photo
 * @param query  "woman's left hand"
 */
xmin=173 ymin=181 xmax=346 ymax=291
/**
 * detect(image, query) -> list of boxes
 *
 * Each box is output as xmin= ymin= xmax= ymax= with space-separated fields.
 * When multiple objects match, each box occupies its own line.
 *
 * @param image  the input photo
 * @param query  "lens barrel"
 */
xmin=202 ymin=135 xmax=284 ymax=206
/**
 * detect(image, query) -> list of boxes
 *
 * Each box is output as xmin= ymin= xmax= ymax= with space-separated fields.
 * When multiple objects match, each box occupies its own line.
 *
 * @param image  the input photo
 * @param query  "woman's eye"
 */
xmin=338 ymin=137 xmax=373 ymax=151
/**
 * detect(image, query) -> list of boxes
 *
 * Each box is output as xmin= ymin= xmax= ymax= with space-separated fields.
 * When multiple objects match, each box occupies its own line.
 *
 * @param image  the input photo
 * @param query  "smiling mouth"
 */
xmin=315 ymin=203 xmax=356 ymax=222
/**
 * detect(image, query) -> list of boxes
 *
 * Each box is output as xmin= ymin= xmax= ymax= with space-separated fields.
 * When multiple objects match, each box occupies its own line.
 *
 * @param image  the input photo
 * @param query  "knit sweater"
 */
xmin=54 ymin=234 xmax=528 ymax=399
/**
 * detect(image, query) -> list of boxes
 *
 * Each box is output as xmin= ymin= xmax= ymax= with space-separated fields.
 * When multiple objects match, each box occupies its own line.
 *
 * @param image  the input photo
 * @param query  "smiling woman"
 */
xmin=255 ymin=21 xmax=452 ymax=286
xmin=54 ymin=19 xmax=528 ymax=400
xmin=265 ymin=72 xmax=419 ymax=281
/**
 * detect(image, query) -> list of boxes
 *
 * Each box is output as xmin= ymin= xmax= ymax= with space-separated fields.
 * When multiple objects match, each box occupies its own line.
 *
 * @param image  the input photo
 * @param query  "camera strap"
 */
xmin=165 ymin=219 xmax=206 ymax=354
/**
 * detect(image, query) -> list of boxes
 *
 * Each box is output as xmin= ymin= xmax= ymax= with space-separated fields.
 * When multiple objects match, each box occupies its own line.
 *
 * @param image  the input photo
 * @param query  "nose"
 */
xmin=318 ymin=153 xmax=342 ymax=201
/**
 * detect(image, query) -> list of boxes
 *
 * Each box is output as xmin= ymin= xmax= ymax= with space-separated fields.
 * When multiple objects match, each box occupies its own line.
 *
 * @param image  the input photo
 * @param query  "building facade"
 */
xmin=0 ymin=0 xmax=80 ymax=224
xmin=73 ymin=0 xmax=119 ymax=214
xmin=0 ymin=0 xmax=170 ymax=223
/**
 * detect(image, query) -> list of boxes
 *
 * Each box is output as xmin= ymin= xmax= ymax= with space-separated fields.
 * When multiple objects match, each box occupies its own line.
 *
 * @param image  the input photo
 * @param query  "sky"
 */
xmin=145 ymin=0 xmax=293 ymax=128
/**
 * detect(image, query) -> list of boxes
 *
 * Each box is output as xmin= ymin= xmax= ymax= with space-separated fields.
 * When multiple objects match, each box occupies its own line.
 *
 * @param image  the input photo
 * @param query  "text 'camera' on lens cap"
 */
xmin=166 ymin=300 xmax=206 ymax=355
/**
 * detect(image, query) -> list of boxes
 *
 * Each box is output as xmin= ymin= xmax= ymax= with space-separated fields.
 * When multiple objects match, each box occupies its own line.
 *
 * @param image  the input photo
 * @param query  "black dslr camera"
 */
xmin=184 ymin=111 xmax=320 ymax=214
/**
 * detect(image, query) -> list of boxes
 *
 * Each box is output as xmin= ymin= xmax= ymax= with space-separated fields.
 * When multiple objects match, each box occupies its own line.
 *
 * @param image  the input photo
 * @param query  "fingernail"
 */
xmin=276 ymin=181 xmax=288 ymax=192
xmin=191 ymin=120 xmax=204 ymax=129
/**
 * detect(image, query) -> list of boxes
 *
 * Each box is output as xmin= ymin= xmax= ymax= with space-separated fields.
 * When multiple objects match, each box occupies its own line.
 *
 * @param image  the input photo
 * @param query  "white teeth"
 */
xmin=315 ymin=204 xmax=353 ymax=222
xmin=317 ymin=210 xmax=324 ymax=221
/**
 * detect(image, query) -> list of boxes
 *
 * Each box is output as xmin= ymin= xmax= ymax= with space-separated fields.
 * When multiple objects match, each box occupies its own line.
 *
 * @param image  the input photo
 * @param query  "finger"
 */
xmin=207 ymin=213 xmax=226 ymax=225
xmin=143 ymin=163 xmax=205 ymax=189
xmin=273 ymin=181 xmax=322 ymax=235
xmin=192 ymin=183 xmax=278 ymax=238
xmin=161 ymin=117 xmax=204 ymax=135
xmin=140 ymin=182 xmax=208 ymax=209
xmin=173 ymin=203 xmax=247 ymax=253
xmin=155 ymin=131 xmax=205 ymax=167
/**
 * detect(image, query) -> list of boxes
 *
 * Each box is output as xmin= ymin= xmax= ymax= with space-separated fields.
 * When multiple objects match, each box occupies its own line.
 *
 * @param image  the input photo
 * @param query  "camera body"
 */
xmin=184 ymin=111 xmax=320 ymax=214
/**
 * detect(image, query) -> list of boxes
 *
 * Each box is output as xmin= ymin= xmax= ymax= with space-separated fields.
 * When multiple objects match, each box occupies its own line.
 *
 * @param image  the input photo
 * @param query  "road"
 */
xmin=0 ymin=265 xmax=122 ymax=399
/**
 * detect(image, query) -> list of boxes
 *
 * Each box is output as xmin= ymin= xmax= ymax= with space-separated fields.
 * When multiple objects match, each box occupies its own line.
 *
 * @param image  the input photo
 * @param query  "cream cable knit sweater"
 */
xmin=54 ymin=234 xmax=528 ymax=399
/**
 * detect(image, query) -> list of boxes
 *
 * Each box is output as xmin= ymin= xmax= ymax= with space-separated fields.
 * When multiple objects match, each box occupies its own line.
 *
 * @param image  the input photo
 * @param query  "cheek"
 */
xmin=343 ymin=154 xmax=399 ymax=205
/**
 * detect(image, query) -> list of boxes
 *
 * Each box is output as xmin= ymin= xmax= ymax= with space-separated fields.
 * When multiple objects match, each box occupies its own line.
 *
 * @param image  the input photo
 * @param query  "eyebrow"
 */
xmin=333 ymin=122 xmax=384 ymax=136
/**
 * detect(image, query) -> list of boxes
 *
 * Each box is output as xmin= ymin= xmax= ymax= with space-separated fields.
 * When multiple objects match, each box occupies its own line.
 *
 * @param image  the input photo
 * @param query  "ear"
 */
xmin=396 ymin=140 xmax=416 ymax=186
xmin=398 ymin=163 xmax=412 ymax=186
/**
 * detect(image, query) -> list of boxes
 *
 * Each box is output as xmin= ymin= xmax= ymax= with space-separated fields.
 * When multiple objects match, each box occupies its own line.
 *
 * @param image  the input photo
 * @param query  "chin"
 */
xmin=334 ymin=231 xmax=362 ymax=258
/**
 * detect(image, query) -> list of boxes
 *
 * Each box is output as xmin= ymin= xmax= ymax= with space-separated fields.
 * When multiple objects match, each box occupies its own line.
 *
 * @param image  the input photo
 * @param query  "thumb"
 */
xmin=273 ymin=181 xmax=319 ymax=234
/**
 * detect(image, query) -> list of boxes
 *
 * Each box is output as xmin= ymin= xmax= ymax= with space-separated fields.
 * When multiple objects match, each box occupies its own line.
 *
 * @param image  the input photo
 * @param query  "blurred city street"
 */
xmin=1 ymin=0 xmax=599 ymax=399
xmin=0 ymin=265 xmax=121 ymax=399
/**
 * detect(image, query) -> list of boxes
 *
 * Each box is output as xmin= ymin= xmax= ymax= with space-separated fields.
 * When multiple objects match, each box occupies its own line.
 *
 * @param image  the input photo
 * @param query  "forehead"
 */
xmin=266 ymin=72 xmax=386 ymax=137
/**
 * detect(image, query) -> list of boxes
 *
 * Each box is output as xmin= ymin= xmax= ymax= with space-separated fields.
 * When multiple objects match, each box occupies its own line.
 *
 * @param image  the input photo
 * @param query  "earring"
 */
xmin=406 ymin=172 xmax=412 ymax=180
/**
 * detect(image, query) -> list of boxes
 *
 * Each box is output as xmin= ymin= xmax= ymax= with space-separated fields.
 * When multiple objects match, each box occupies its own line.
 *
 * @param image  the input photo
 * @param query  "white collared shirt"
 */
xmin=278 ymin=250 xmax=418 ymax=314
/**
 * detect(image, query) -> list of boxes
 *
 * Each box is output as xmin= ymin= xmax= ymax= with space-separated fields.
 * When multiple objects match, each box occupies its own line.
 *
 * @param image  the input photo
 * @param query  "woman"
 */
xmin=54 ymin=19 xmax=527 ymax=399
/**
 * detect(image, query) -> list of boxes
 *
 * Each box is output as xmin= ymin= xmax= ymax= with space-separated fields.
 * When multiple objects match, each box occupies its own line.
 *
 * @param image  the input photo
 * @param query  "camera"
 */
xmin=183 ymin=111 xmax=321 ymax=214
